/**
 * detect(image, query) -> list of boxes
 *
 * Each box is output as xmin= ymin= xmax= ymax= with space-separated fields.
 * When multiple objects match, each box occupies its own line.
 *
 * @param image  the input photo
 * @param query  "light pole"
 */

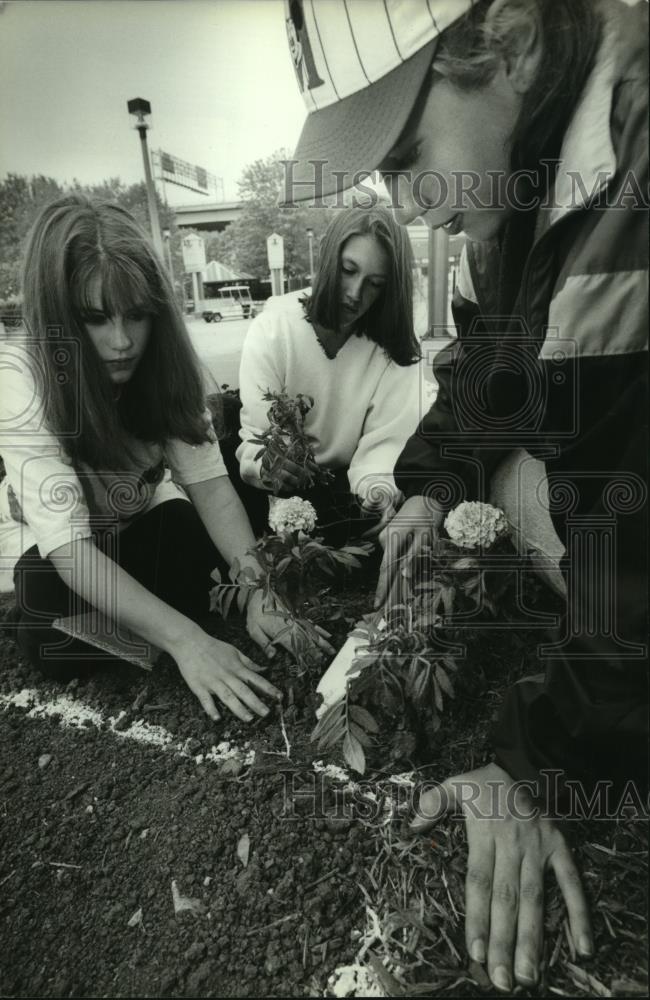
xmin=162 ymin=226 xmax=174 ymax=281
xmin=427 ymin=226 xmax=449 ymax=333
xmin=127 ymin=97 xmax=164 ymax=260
xmin=306 ymin=227 xmax=315 ymax=285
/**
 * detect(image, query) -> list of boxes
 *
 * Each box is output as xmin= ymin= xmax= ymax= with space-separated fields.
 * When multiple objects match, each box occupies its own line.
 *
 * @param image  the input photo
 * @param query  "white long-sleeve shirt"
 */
xmin=236 ymin=292 xmax=422 ymax=503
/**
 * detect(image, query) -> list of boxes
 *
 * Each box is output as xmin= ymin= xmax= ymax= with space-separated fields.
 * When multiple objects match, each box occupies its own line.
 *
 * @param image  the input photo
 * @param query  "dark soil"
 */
xmin=0 ymin=572 xmax=647 ymax=998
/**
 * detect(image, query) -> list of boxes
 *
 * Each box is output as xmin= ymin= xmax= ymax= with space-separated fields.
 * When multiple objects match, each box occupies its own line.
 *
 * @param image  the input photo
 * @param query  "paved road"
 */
xmin=185 ymin=312 xmax=439 ymax=402
xmin=185 ymin=315 xmax=251 ymax=390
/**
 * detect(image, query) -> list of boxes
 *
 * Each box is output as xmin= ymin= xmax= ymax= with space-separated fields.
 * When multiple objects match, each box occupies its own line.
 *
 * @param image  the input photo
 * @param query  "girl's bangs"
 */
xmin=73 ymin=255 xmax=161 ymax=317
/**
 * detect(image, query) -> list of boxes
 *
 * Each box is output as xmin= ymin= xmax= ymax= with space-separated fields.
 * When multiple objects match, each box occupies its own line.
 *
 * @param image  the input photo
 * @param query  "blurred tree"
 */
xmin=0 ymin=174 xmax=184 ymax=305
xmin=0 ymin=174 xmax=66 ymax=300
xmin=204 ymin=149 xmax=334 ymax=282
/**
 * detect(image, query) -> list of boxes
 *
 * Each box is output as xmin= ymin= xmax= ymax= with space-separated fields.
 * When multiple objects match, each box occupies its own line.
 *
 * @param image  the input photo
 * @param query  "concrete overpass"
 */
xmin=174 ymin=201 xmax=244 ymax=232
xmin=174 ymin=203 xmax=462 ymax=261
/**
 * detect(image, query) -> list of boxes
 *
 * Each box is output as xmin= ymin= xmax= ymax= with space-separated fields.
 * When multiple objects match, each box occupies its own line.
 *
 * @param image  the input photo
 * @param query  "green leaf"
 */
xmin=435 ymin=664 xmax=455 ymax=698
xmin=315 ymin=719 xmax=347 ymax=751
xmin=348 ymin=722 xmax=374 ymax=747
xmin=412 ymin=666 xmax=430 ymax=705
xmin=312 ymin=701 xmax=345 ymax=740
xmin=441 ymin=585 xmax=455 ymax=619
xmin=341 ymin=545 xmax=373 ymax=557
xmin=333 ymin=550 xmax=362 ymax=565
xmin=222 ymin=587 xmax=238 ymax=619
xmin=432 ymin=675 xmax=443 ymax=712
xmin=343 ymin=732 xmax=366 ymax=774
xmin=451 ymin=556 xmax=478 ymax=570
xmin=348 ymin=704 xmax=380 ymax=734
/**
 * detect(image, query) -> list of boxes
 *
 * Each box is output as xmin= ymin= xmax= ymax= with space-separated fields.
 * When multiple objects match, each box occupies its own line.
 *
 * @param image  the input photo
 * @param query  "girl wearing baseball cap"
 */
xmin=286 ymin=0 xmax=648 ymax=992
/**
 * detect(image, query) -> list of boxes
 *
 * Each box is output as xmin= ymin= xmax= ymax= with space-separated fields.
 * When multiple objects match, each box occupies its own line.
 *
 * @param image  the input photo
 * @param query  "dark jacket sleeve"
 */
xmin=394 ymin=286 xmax=514 ymax=507
xmin=491 ymin=416 xmax=649 ymax=812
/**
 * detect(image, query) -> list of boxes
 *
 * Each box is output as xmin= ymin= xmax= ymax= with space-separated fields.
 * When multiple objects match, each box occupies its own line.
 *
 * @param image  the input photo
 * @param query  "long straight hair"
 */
xmin=21 ymin=195 xmax=211 ymax=470
xmin=305 ymin=206 xmax=420 ymax=366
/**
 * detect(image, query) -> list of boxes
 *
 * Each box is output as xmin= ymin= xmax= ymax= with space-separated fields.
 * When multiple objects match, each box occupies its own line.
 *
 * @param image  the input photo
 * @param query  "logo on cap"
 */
xmin=286 ymin=0 xmax=325 ymax=94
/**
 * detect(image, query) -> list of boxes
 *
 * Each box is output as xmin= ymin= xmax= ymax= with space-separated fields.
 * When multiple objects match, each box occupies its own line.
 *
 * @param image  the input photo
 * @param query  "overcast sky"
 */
xmin=0 ymin=0 xmax=307 ymax=204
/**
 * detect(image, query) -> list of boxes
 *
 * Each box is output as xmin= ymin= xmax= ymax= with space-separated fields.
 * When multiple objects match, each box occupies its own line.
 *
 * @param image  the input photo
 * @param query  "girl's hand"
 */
xmin=374 ymin=494 xmax=445 ymax=610
xmin=261 ymin=454 xmax=304 ymax=491
xmin=361 ymin=496 xmax=398 ymax=541
xmin=274 ymin=458 xmax=303 ymax=491
xmin=173 ymin=626 xmax=281 ymax=722
xmin=411 ymin=763 xmax=592 ymax=992
xmin=245 ymin=589 xmax=335 ymax=659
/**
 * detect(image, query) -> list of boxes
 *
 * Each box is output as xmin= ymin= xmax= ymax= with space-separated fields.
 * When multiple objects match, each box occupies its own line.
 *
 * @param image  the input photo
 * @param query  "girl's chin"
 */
xmin=108 ymin=369 xmax=134 ymax=383
xmin=462 ymin=210 xmax=511 ymax=243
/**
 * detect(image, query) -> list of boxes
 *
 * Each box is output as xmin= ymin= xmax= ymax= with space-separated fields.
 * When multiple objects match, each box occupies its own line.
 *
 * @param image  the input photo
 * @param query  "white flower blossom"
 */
xmin=444 ymin=501 xmax=509 ymax=550
xmin=268 ymin=497 xmax=317 ymax=537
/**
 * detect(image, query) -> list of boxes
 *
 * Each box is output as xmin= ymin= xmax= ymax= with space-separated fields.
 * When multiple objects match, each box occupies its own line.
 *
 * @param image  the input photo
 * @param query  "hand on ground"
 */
xmin=411 ymin=762 xmax=593 ymax=992
xmin=175 ymin=629 xmax=281 ymax=722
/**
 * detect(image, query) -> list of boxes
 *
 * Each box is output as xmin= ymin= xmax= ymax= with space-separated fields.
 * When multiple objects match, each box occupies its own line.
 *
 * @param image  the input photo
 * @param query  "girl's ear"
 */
xmin=485 ymin=0 xmax=542 ymax=95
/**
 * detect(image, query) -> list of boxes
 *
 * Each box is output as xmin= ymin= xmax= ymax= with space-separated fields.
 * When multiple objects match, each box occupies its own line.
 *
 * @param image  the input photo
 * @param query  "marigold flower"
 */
xmin=268 ymin=496 xmax=317 ymax=536
xmin=444 ymin=501 xmax=509 ymax=550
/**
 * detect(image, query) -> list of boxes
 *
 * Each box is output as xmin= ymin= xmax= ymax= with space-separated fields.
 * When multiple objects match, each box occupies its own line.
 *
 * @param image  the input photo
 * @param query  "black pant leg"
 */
xmin=210 ymin=391 xmax=270 ymax=537
xmin=116 ymin=498 xmax=223 ymax=620
xmin=13 ymin=547 xmax=96 ymax=681
xmin=13 ymin=499 xmax=224 ymax=680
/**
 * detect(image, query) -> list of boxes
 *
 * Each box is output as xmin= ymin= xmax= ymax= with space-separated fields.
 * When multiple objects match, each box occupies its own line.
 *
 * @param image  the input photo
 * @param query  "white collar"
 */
xmin=542 ymin=0 xmax=621 ymax=230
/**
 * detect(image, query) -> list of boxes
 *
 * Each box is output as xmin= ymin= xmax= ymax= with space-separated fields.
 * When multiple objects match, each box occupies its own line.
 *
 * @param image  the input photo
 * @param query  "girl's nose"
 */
xmin=111 ymin=317 xmax=133 ymax=349
xmin=347 ymin=278 xmax=362 ymax=303
xmin=386 ymin=174 xmax=421 ymax=227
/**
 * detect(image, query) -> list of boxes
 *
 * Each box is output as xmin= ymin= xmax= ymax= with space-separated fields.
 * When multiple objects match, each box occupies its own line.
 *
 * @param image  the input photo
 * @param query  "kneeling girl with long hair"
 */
xmin=236 ymin=205 xmax=422 ymax=544
xmin=0 ymin=195 xmax=285 ymax=722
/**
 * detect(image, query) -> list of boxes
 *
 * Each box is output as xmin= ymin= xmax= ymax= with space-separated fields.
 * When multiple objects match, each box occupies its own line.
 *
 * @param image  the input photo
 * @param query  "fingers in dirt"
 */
xmin=487 ymin=845 xmax=518 ymax=993
xmin=247 ymin=623 xmax=277 ymax=659
xmin=464 ymin=834 xmax=495 ymax=967
xmin=237 ymin=654 xmax=283 ymax=700
xmin=208 ymin=677 xmax=257 ymax=722
xmin=550 ymin=840 xmax=593 ymax=957
xmin=410 ymin=782 xmax=453 ymax=831
xmin=513 ymin=854 xmax=544 ymax=986
xmin=195 ymin=689 xmax=221 ymax=722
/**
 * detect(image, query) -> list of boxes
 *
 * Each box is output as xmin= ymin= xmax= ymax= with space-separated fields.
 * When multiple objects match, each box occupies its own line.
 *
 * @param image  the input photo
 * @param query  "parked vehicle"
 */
xmin=199 ymin=284 xmax=257 ymax=323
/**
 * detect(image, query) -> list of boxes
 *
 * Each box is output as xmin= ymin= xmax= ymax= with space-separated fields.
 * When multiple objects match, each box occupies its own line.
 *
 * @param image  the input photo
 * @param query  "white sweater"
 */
xmin=236 ymin=292 xmax=422 ymax=503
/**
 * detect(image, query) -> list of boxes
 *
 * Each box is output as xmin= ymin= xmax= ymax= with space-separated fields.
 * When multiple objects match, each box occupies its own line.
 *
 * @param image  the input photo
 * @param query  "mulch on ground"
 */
xmin=0 ymin=572 xmax=647 ymax=998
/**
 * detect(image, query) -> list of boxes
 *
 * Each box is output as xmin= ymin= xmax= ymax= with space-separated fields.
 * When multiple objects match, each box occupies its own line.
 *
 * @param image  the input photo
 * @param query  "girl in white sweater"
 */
xmin=0 ymin=196 xmax=285 ymax=722
xmin=236 ymin=206 xmax=422 ymax=543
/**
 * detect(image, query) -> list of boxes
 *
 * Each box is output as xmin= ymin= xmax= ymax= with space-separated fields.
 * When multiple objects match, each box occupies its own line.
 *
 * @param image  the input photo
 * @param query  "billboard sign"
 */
xmin=154 ymin=149 xmax=224 ymax=199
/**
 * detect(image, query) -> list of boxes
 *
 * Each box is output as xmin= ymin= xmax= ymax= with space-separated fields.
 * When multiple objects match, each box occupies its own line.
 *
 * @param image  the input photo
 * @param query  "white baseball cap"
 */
xmin=285 ymin=0 xmax=474 ymax=202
